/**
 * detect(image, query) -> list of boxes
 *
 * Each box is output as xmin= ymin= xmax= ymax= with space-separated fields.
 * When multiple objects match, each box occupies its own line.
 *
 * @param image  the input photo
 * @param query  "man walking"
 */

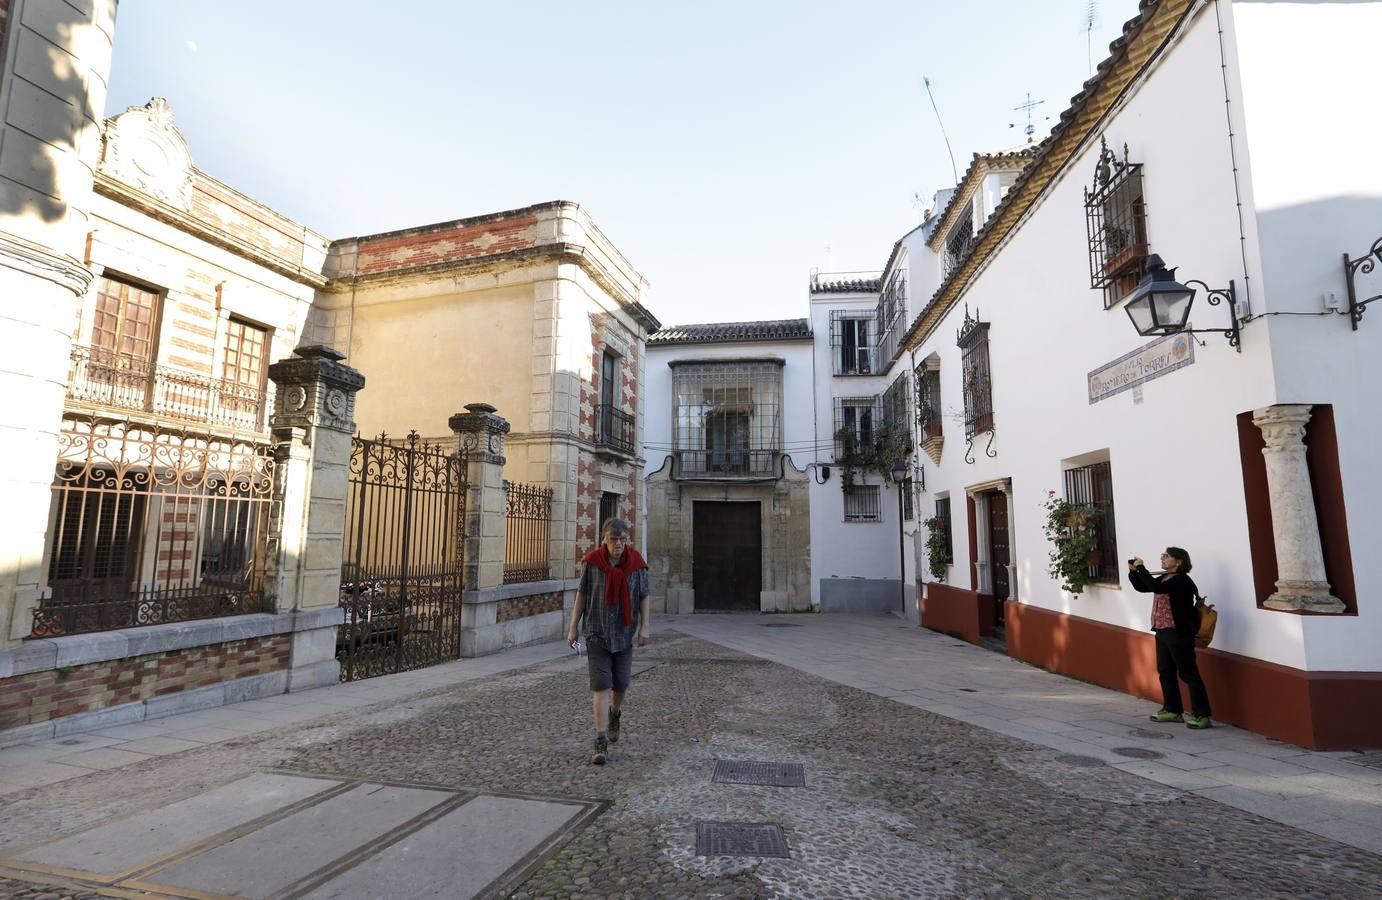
xmin=567 ymin=517 xmax=651 ymax=765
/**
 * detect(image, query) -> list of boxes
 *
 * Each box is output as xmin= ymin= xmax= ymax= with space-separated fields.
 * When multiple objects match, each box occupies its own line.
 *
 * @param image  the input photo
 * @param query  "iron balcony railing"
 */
xmin=67 ymin=345 xmax=269 ymax=431
xmin=595 ymin=403 xmax=636 ymax=454
xmin=674 ymin=449 xmax=778 ymax=479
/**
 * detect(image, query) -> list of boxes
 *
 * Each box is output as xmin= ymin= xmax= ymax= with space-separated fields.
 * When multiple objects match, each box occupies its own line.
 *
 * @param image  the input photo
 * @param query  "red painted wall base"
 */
xmin=921 ymin=582 xmax=995 ymax=643
xmin=1003 ymin=600 xmax=1382 ymax=751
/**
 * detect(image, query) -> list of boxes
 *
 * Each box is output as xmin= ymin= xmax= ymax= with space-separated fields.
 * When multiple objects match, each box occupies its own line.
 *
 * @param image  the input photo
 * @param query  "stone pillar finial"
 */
xmin=450 ymin=404 xmax=511 ymax=598
xmin=1252 ymin=404 xmax=1345 ymax=614
xmin=267 ymin=344 xmax=366 ymax=436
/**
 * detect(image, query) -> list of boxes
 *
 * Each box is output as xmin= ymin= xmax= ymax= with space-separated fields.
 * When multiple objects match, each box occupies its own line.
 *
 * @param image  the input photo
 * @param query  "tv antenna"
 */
xmin=1084 ymin=2 xmax=1099 ymax=75
xmin=1009 ymin=93 xmax=1048 ymax=143
xmin=923 ymin=76 xmax=960 ymax=185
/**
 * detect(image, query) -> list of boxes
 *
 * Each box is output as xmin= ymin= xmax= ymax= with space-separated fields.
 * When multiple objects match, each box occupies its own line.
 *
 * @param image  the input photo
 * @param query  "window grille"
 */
xmin=874 ymin=269 xmax=908 ymax=367
xmin=957 ymin=307 xmax=993 ymax=438
xmin=943 ymin=203 xmax=976 ymax=277
xmin=843 ymin=485 xmax=881 ymax=522
xmin=882 ymin=373 xmax=913 ymax=454
xmin=902 ymin=478 xmax=914 ymax=521
xmin=1084 ymin=138 xmax=1149 ymax=309
xmin=934 ymin=496 xmax=953 ymax=561
xmin=672 ymin=361 xmax=782 ymax=478
xmin=916 ymin=365 xmax=942 ymax=440
xmin=833 ymin=396 xmax=882 ymax=459
xmin=1064 ymin=460 xmax=1119 ymax=584
xmin=828 ymin=310 xmax=876 ymax=375
xmin=598 ymin=492 xmax=620 ymax=538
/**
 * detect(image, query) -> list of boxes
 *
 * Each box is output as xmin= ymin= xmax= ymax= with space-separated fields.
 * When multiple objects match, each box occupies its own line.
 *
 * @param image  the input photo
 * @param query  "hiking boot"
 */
xmin=591 ymin=735 xmax=608 ymax=766
xmin=1185 ymin=715 xmax=1213 ymax=730
xmin=1149 ymin=710 xmax=1184 ymax=723
xmin=608 ymin=708 xmax=621 ymax=743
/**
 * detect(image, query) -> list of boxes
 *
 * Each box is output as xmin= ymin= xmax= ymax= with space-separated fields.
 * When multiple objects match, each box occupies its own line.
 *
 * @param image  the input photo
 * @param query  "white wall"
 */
xmin=1232 ymin=0 xmax=1382 ymax=670
xmin=892 ymin=5 xmax=1340 ymax=670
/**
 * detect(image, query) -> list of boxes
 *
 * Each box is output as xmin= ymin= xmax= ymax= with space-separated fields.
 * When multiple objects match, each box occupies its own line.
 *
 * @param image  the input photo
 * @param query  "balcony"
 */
xmin=594 ymin=403 xmax=636 ymax=455
xmin=674 ymin=449 xmax=778 ymax=480
xmin=67 ymin=345 xmax=268 ymax=432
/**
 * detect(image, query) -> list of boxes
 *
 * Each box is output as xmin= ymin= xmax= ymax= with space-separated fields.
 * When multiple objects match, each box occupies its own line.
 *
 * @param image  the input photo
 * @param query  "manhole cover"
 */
xmin=1127 ymin=727 xmax=1175 ymax=740
xmin=759 ymin=622 xmax=800 ymax=628
xmin=958 ymin=688 xmax=979 ymax=693
xmin=1055 ymin=754 xmax=1106 ymax=768
xmin=1348 ymin=752 xmax=1382 ymax=770
xmin=696 ymin=822 xmax=790 ymax=858
xmin=1112 ymin=747 xmax=1165 ymax=760
xmin=58 ymin=739 xmax=83 ymax=746
xmin=712 ymin=760 xmax=806 ymax=787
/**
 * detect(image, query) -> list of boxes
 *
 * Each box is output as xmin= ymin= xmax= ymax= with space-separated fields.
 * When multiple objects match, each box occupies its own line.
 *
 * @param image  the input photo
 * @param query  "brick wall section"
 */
xmin=355 ymin=216 xmax=539 ymax=276
xmin=0 ymin=634 xmax=291 ymax=730
xmin=496 ymin=591 xmax=563 ymax=623
xmin=187 ymin=178 xmax=314 ymax=266
xmin=574 ymin=312 xmax=644 ymax=560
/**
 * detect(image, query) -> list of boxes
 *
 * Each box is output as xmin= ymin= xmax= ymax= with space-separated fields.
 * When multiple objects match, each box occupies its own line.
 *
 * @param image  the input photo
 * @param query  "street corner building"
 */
xmin=0 ymin=0 xmax=658 ymax=744
xmin=804 ymin=0 xmax=1382 ymax=750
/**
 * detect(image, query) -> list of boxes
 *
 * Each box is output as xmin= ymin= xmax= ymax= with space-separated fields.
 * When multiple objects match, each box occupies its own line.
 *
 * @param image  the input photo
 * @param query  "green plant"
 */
xmin=923 ymin=516 xmax=951 ymax=582
xmin=1041 ymin=490 xmax=1103 ymax=595
xmin=834 ymin=426 xmax=909 ymax=489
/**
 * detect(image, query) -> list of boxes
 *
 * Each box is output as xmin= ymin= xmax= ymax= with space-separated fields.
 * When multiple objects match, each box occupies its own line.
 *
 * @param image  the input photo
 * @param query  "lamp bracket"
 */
xmin=1182 ymin=279 xmax=1242 ymax=352
xmin=1343 ymin=235 xmax=1382 ymax=331
xmin=963 ymin=428 xmax=997 ymax=466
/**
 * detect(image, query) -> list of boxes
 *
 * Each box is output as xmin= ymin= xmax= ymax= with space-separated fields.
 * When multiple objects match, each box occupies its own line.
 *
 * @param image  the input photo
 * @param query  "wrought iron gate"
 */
xmin=338 ymin=432 xmax=467 ymax=681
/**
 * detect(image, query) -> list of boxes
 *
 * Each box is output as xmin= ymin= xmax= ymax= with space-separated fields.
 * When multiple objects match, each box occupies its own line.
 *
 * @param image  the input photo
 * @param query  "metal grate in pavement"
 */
xmin=1127 ymin=727 xmax=1175 ymax=740
xmin=696 ymin=822 xmax=790 ymax=858
xmin=712 ymin=760 xmax=806 ymax=787
xmin=1112 ymin=747 xmax=1164 ymax=760
xmin=1055 ymin=754 xmax=1106 ymax=768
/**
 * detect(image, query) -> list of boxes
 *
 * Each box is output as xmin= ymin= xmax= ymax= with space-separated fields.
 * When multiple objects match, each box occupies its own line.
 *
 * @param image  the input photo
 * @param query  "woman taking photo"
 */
xmin=1128 ymin=547 xmax=1212 ymax=729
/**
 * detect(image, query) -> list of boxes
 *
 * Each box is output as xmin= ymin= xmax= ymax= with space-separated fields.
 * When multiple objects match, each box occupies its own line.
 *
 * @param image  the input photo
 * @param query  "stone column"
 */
xmin=1001 ymin=479 xmax=1018 ymax=602
xmin=0 ymin=0 xmax=118 ymax=648
xmin=266 ymin=345 xmax=366 ymax=689
xmin=1252 ymin=405 xmax=1344 ymax=613
xmin=449 ymin=404 xmax=512 ymax=657
xmin=969 ymin=490 xmax=992 ymax=595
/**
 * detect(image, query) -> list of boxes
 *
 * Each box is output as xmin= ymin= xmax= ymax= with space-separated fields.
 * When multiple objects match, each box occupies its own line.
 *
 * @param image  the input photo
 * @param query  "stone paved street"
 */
xmin=2 ymin=618 xmax=1381 ymax=898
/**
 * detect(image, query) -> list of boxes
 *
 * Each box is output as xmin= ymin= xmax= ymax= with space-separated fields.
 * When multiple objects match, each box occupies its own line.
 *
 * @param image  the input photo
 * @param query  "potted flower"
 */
xmin=923 ymin=516 xmax=951 ymax=582
xmin=1040 ymin=490 xmax=1104 ymax=595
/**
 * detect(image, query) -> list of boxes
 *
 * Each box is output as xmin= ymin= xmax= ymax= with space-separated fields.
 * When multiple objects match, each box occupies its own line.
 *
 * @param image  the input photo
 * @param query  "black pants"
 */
xmin=1155 ymin=629 xmax=1211 ymax=718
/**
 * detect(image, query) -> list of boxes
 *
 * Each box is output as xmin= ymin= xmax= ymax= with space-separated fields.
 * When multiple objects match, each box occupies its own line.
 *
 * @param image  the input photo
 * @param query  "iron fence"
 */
xmin=33 ymin=415 xmax=276 ymax=637
xmin=339 ymin=432 xmax=468 ymax=681
xmin=67 ymin=344 xmax=268 ymax=431
xmin=504 ymin=481 xmax=553 ymax=584
xmin=674 ymin=449 xmax=778 ymax=479
xmin=595 ymin=403 xmax=636 ymax=454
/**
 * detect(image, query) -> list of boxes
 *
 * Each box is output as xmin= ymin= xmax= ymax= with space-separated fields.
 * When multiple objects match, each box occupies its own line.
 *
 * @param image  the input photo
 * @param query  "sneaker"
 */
xmin=608 ymin=708 xmax=621 ymax=743
xmin=591 ymin=735 xmax=608 ymax=766
xmin=1185 ymin=715 xmax=1213 ymax=730
xmin=1149 ymin=710 xmax=1184 ymax=723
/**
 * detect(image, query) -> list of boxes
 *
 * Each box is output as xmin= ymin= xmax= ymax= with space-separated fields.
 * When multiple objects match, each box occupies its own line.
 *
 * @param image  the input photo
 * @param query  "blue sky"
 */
xmin=106 ymin=1 xmax=1141 ymax=327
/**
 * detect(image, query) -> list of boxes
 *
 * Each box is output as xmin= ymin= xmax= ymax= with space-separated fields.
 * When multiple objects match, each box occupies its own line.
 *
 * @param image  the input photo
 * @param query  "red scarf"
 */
xmin=582 ymin=545 xmax=647 ymax=626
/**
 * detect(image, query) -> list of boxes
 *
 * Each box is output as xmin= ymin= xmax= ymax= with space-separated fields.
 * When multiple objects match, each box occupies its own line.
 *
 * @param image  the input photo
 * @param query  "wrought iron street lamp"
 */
xmin=1124 ymin=254 xmax=1242 ymax=352
xmin=890 ymin=460 xmax=908 ymax=616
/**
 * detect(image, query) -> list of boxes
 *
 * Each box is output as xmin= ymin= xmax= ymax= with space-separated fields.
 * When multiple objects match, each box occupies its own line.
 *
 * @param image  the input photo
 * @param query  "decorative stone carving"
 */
xmin=267 ymin=345 xmax=365 ymax=435
xmin=98 ymin=97 xmax=194 ymax=210
xmin=1252 ymin=404 xmax=1345 ymax=613
xmin=448 ymin=402 xmax=511 ymax=465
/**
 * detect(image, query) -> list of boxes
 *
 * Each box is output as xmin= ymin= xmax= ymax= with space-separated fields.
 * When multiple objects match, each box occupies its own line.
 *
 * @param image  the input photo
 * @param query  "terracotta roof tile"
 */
xmin=648 ymin=318 xmax=813 ymax=346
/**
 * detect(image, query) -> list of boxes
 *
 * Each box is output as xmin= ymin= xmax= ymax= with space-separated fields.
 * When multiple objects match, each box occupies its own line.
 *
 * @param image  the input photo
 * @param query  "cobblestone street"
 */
xmin=2 ymin=623 xmax=1381 ymax=898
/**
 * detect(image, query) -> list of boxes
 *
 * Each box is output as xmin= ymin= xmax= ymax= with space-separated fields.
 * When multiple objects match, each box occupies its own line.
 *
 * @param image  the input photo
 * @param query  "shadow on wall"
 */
xmin=1254 ymin=195 xmax=1382 ymax=323
xmin=0 ymin=12 xmax=102 ymax=224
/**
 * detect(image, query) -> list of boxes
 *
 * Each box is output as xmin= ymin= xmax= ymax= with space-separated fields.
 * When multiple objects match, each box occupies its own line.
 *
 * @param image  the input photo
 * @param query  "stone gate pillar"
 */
xmin=266 ymin=345 xmax=366 ymax=689
xmin=449 ymin=403 xmax=511 ymax=657
xmin=1252 ymin=404 xmax=1344 ymax=613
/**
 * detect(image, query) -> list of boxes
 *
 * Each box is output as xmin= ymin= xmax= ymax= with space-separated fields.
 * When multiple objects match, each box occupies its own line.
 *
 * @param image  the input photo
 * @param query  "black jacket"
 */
xmin=1129 ymin=566 xmax=1200 ymax=637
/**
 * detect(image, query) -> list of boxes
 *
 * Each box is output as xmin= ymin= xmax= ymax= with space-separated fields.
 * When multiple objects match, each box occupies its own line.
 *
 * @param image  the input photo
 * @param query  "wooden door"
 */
xmin=692 ymin=501 xmax=761 ymax=611
xmin=987 ymin=492 xmax=1010 ymax=623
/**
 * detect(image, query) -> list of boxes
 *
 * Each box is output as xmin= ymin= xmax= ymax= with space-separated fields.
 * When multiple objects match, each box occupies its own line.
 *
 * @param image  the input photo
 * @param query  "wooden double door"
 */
xmin=987 ymin=491 xmax=1011 ymax=626
xmin=692 ymin=501 xmax=762 ymax=611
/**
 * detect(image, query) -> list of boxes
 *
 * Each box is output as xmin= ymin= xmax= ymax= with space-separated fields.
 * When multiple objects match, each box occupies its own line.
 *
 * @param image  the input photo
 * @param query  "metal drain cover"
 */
xmin=958 ymin=688 xmax=979 ymax=693
xmin=1112 ymin=747 xmax=1165 ymax=760
xmin=759 ymin=622 xmax=800 ymax=628
xmin=1127 ymin=727 xmax=1175 ymax=740
xmin=696 ymin=822 xmax=790 ymax=858
xmin=712 ymin=760 xmax=806 ymax=787
xmin=1055 ymin=754 xmax=1106 ymax=768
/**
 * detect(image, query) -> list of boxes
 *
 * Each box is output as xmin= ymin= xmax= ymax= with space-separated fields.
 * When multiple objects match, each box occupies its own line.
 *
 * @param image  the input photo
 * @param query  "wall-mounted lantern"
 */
xmin=1124 ymin=255 xmax=1241 ymax=352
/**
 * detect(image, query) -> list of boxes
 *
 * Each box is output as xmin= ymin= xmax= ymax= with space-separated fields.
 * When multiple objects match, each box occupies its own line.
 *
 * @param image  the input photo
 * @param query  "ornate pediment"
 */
xmin=98 ymin=97 xmax=194 ymax=210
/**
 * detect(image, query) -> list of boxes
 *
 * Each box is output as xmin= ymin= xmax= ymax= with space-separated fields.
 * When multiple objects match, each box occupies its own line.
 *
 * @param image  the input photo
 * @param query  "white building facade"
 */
xmin=825 ymin=0 xmax=1381 ymax=750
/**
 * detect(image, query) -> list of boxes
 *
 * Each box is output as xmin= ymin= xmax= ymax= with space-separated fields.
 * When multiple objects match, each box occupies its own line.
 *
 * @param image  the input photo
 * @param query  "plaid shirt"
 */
xmin=578 ymin=560 xmax=651 ymax=653
xmin=1151 ymin=593 xmax=1175 ymax=630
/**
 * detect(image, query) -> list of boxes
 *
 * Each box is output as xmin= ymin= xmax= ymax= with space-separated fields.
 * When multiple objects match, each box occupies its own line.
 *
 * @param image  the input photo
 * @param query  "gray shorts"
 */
xmin=587 ymin=643 xmax=634 ymax=692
